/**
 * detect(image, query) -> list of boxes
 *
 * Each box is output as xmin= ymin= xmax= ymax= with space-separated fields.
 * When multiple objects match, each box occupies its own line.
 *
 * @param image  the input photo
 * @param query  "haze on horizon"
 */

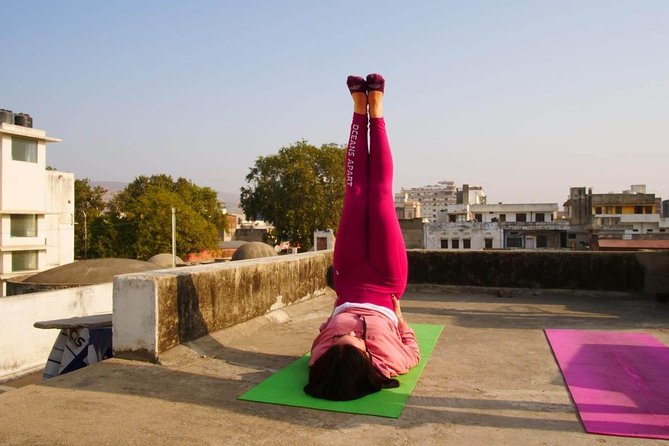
xmin=2 ymin=1 xmax=667 ymax=208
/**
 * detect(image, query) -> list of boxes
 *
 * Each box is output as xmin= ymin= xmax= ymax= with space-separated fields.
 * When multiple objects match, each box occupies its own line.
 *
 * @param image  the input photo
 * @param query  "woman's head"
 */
xmin=303 ymin=344 xmax=399 ymax=401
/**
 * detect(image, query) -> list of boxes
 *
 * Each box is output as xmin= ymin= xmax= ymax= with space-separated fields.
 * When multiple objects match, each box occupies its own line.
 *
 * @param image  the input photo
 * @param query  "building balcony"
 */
xmin=499 ymin=221 xmax=570 ymax=231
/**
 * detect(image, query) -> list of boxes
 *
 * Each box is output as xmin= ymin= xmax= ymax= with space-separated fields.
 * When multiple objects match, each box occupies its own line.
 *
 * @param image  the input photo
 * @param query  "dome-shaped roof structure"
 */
xmin=148 ymin=253 xmax=185 ymax=268
xmin=231 ymin=242 xmax=277 ymax=261
xmin=17 ymin=258 xmax=161 ymax=286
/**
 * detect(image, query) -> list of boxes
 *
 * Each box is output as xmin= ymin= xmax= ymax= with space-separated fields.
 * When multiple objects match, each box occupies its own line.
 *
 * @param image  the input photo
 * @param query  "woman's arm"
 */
xmin=393 ymin=297 xmax=420 ymax=363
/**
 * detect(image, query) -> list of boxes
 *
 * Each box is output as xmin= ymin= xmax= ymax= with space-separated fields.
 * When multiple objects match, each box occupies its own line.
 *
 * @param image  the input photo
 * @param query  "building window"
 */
xmin=448 ymin=214 xmax=456 ymax=223
xmin=647 ymin=229 xmax=653 ymax=233
xmin=537 ymin=235 xmax=548 ymax=248
xmin=595 ymin=207 xmax=602 ymax=214
xmin=634 ymin=206 xmax=643 ymax=214
xmin=516 ymin=213 xmax=527 ymax=222
xmin=499 ymin=214 xmax=506 ymax=222
xmin=507 ymin=237 xmax=522 ymax=248
xmin=645 ymin=206 xmax=653 ymax=214
xmin=440 ymin=239 xmax=448 ymax=249
xmin=11 ymin=214 xmax=38 ymax=237
xmin=535 ymin=213 xmax=545 ymax=222
xmin=568 ymin=234 xmax=576 ymax=239
xmin=484 ymin=238 xmax=493 ymax=249
xmin=11 ymin=137 xmax=38 ymax=163
xmin=463 ymin=239 xmax=471 ymax=249
xmin=615 ymin=206 xmax=622 ymax=214
xmin=12 ymin=250 xmax=38 ymax=272
xmin=451 ymin=239 xmax=459 ymax=249
xmin=474 ymin=213 xmax=482 ymax=222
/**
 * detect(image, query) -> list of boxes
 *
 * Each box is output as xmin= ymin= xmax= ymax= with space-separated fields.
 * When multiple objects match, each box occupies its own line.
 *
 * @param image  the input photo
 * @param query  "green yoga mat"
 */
xmin=239 ymin=323 xmax=443 ymax=418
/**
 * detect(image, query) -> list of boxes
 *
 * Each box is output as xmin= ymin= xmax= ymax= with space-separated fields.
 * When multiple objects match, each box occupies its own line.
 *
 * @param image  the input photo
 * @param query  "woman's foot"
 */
xmin=366 ymin=73 xmax=384 ymax=118
xmin=365 ymin=73 xmax=384 ymax=93
xmin=347 ymin=75 xmax=368 ymax=115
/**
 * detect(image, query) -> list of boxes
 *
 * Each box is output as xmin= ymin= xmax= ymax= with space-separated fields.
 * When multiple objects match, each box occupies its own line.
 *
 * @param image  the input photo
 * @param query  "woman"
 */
xmin=304 ymin=74 xmax=420 ymax=401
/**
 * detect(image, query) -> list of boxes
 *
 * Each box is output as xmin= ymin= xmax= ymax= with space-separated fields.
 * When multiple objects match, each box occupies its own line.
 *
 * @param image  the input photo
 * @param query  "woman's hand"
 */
xmin=392 ymin=295 xmax=405 ymax=323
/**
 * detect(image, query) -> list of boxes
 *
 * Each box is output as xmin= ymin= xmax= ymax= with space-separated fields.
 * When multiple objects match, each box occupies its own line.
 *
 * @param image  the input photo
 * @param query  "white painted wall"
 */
xmin=0 ymin=124 xmax=71 ymax=295
xmin=44 ymin=170 xmax=75 ymax=268
xmin=313 ymin=230 xmax=335 ymax=250
xmin=0 ymin=283 xmax=112 ymax=382
xmin=425 ymin=222 xmax=503 ymax=249
xmin=1 ymin=140 xmax=46 ymax=211
xmin=112 ymin=276 xmax=158 ymax=358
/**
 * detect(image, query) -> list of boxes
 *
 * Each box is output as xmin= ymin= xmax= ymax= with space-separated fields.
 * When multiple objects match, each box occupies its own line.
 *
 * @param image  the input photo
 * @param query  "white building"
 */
xmin=394 ymin=192 xmax=422 ymax=220
xmin=458 ymin=184 xmax=487 ymax=206
xmin=396 ymin=180 xmax=458 ymax=222
xmin=426 ymin=221 xmax=503 ymax=250
xmin=396 ymin=181 xmax=488 ymax=223
xmin=427 ymin=202 xmax=567 ymax=250
xmin=0 ymin=117 xmax=74 ymax=296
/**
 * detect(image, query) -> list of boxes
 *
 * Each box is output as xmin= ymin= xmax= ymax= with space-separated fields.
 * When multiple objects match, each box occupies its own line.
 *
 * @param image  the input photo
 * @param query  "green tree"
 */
xmin=87 ymin=214 xmax=119 ymax=258
xmin=127 ymin=188 xmax=219 ymax=259
xmin=240 ymin=140 xmax=345 ymax=251
xmin=102 ymin=174 xmax=227 ymax=260
xmin=74 ymin=178 xmax=107 ymax=259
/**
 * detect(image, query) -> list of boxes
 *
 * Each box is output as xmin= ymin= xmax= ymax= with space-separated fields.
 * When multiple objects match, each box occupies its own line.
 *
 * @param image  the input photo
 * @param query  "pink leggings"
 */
xmin=333 ymin=113 xmax=408 ymax=311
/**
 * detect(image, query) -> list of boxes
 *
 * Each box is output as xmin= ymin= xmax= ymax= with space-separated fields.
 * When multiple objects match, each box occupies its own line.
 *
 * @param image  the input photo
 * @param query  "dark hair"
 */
xmin=304 ymin=344 xmax=399 ymax=401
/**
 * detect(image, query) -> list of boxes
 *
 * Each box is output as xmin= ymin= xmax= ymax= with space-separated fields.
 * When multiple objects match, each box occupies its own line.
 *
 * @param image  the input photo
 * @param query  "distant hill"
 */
xmin=219 ymin=191 xmax=243 ymax=215
xmin=90 ymin=181 xmax=127 ymax=202
xmin=90 ymin=181 xmax=243 ymax=214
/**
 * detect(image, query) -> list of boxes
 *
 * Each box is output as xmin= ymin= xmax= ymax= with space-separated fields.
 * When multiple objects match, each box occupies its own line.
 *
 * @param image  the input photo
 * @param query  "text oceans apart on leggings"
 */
xmin=346 ymin=124 xmax=359 ymax=187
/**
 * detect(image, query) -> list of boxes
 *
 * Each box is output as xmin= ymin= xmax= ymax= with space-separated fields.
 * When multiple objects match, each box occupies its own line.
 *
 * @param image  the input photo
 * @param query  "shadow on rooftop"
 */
xmin=34 ymin=291 xmax=668 ymax=432
xmin=401 ymin=291 xmax=668 ymax=330
xmin=39 ymin=357 xmax=588 ymax=433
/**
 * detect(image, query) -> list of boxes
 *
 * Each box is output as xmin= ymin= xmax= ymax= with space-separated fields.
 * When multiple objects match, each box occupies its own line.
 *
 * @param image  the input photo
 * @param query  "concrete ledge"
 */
xmin=112 ymin=251 xmax=332 ymax=362
xmin=112 ymin=249 xmax=668 ymax=363
xmin=407 ymin=250 xmax=669 ymax=296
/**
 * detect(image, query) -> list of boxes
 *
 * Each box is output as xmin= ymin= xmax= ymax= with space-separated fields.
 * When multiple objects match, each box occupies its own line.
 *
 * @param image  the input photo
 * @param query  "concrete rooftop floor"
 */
xmin=1 ymin=286 xmax=668 ymax=446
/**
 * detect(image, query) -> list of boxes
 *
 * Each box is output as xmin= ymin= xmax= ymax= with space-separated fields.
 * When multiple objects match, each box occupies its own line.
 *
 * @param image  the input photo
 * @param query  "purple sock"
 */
xmin=366 ymin=73 xmax=385 ymax=93
xmin=347 ymin=75 xmax=367 ymax=94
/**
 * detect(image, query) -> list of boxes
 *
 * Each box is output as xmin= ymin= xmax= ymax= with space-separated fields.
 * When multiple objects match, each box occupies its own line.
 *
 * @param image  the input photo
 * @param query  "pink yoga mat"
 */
xmin=545 ymin=329 xmax=669 ymax=440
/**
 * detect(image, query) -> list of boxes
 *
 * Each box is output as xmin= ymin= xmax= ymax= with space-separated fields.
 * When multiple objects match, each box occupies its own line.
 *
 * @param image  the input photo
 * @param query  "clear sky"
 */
xmin=3 ymin=1 xmax=668 ymax=207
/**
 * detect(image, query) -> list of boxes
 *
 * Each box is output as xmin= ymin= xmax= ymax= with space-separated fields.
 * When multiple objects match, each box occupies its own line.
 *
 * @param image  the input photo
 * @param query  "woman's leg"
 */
xmin=366 ymin=74 xmax=408 ymax=297
xmin=333 ymin=77 xmax=370 ymax=287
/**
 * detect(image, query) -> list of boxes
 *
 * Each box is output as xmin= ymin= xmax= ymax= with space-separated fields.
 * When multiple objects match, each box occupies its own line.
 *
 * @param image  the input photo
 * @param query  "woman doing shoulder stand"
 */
xmin=304 ymin=74 xmax=420 ymax=401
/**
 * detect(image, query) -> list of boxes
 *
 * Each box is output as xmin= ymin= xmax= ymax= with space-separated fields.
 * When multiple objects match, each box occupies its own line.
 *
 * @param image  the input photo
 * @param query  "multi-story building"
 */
xmin=396 ymin=181 xmax=486 ymax=222
xmin=0 ymin=111 xmax=74 ymax=296
xmin=426 ymin=202 xmax=567 ymax=250
xmin=563 ymin=185 xmax=669 ymax=249
xmin=456 ymin=184 xmax=487 ymax=206
xmin=394 ymin=192 xmax=422 ymax=220
xmin=395 ymin=180 xmax=458 ymax=222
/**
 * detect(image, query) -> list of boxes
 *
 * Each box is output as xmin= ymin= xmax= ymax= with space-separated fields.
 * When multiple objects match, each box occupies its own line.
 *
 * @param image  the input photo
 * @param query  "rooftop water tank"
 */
xmin=0 ymin=109 xmax=14 ymax=124
xmin=14 ymin=112 xmax=33 ymax=128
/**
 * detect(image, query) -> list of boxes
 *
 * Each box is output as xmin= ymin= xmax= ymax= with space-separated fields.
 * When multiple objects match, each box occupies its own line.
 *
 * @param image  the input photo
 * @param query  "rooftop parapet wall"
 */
xmin=407 ymin=250 xmax=669 ymax=297
xmin=112 ymin=251 xmax=332 ymax=362
xmin=112 ymin=249 xmax=668 ymax=363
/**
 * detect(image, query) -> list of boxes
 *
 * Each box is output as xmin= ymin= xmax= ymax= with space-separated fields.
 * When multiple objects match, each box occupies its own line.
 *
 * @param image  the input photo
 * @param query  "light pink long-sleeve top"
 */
xmin=308 ymin=307 xmax=420 ymax=378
